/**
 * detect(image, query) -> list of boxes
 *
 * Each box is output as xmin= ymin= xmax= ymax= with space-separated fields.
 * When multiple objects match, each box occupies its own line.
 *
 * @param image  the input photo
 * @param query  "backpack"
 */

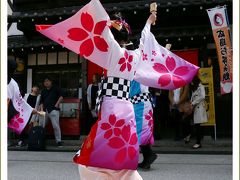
xmin=28 ymin=125 xmax=45 ymax=151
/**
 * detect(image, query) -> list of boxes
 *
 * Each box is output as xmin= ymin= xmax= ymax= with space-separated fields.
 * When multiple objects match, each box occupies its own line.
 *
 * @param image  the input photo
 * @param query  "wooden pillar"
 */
xmin=80 ymin=57 xmax=88 ymax=135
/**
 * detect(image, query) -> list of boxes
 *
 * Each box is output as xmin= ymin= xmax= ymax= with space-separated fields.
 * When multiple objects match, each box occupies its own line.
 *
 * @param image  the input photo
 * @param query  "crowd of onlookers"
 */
xmin=8 ymin=59 xmax=64 ymax=148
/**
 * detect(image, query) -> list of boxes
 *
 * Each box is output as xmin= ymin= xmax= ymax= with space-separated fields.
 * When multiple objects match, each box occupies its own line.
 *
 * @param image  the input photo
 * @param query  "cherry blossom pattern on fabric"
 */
xmin=118 ymin=51 xmax=133 ymax=72
xmin=9 ymin=113 xmax=23 ymax=129
xmin=145 ymin=110 xmax=153 ymax=133
xmin=141 ymin=50 xmax=148 ymax=61
xmin=15 ymin=94 xmax=25 ymax=113
xmin=153 ymin=55 xmax=190 ymax=88
xmin=101 ymin=114 xmax=138 ymax=164
xmin=100 ymin=114 xmax=125 ymax=139
xmin=67 ymin=12 xmax=109 ymax=57
xmin=142 ymin=50 xmax=157 ymax=62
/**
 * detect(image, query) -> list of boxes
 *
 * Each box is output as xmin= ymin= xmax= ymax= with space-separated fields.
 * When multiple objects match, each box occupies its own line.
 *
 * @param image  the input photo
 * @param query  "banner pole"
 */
xmin=214 ymin=124 xmax=217 ymax=141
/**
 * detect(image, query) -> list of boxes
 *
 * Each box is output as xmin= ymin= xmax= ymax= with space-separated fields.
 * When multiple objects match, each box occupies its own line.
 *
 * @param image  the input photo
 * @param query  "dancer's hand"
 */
xmin=165 ymin=44 xmax=172 ymax=50
xmin=38 ymin=111 xmax=46 ymax=116
xmin=32 ymin=108 xmax=38 ymax=114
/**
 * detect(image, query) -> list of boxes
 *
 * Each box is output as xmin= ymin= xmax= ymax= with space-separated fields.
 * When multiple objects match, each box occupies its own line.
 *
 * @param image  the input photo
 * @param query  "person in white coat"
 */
xmin=190 ymin=75 xmax=208 ymax=149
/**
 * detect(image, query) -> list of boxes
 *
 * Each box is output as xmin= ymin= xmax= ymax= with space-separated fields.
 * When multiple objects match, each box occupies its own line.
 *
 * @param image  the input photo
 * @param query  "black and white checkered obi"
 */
xmin=95 ymin=77 xmax=131 ymax=112
xmin=130 ymin=92 xmax=152 ymax=104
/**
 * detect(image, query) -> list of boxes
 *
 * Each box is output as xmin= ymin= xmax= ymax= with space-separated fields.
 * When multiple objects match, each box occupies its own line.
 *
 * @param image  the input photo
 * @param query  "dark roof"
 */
xmin=7 ymin=0 xmax=229 ymax=51
xmin=8 ymin=0 xmax=232 ymax=22
xmin=8 ymin=35 xmax=57 ymax=49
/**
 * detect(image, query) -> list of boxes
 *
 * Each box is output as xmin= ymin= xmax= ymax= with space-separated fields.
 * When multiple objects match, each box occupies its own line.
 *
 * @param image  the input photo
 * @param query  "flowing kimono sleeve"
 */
xmin=35 ymin=0 xmax=120 ymax=70
xmin=8 ymin=79 xmax=33 ymax=134
xmin=134 ymin=23 xmax=200 ymax=90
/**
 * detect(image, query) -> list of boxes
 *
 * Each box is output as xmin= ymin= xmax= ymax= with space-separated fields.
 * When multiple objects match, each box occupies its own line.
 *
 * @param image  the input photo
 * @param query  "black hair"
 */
xmin=111 ymin=27 xmax=129 ymax=43
xmin=8 ymin=58 xmax=17 ymax=83
xmin=32 ymin=84 xmax=39 ymax=89
xmin=43 ymin=76 xmax=53 ymax=82
xmin=110 ymin=12 xmax=129 ymax=43
xmin=190 ymin=75 xmax=201 ymax=92
xmin=93 ymin=73 xmax=101 ymax=83
xmin=8 ymin=58 xmax=17 ymax=74
xmin=125 ymin=42 xmax=134 ymax=50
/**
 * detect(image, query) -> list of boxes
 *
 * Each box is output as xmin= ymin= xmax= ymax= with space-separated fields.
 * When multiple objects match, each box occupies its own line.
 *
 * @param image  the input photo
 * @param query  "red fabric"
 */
xmin=73 ymin=113 xmax=101 ymax=165
xmin=173 ymin=49 xmax=199 ymax=66
xmin=87 ymin=61 xmax=107 ymax=84
xmin=35 ymin=25 xmax=52 ymax=31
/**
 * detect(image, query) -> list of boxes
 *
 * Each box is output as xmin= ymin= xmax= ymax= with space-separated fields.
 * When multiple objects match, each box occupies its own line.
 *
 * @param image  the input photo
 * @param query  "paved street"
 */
xmin=8 ymin=151 xmax=232 ymax=180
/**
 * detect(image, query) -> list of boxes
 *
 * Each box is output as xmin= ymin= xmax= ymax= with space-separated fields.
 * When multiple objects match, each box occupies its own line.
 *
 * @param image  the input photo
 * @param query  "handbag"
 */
xmin=179 ymin=101 xmax=193 ymax=115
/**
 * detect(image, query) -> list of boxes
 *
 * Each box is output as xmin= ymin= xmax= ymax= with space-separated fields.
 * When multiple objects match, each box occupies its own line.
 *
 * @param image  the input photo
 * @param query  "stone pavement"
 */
xmin=8 ymin=136 xmax=232 ymax=154
xmin=8 ymin=151 xmax=232 ymax=180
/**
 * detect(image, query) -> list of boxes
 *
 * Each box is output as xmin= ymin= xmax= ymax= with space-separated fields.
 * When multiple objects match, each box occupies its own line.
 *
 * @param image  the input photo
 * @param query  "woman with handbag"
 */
xmin=190 ymin=75 xmax=208 ymax=149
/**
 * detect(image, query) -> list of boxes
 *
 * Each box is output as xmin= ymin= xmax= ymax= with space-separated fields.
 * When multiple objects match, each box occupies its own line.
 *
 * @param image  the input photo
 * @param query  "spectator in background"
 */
xmin=179 ymin=91 xmax=193 ymax=144
xmin=40 ymin=76 xmax=63 ymax=147
xmin=155 ymin=89 xmax=170 ymax=139
xmin=17 ymin=85 xmax=41 ymax=147
xmin=86 ymin=73 xmax=101 ymax=134
xmin=150 ymin=88 xmax=161 ymax=140
xmin=190 ymin=75 xmax=208 ymax=149
xmin=168 ymin=85 xmax=189 ymax=141
xmin=151 ymin=88 xmax=170 ymax=140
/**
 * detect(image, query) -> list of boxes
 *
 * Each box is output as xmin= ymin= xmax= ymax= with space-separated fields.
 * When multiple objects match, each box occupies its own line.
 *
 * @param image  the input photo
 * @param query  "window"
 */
xmin=32 ymin=65 xmax=83 ymax=98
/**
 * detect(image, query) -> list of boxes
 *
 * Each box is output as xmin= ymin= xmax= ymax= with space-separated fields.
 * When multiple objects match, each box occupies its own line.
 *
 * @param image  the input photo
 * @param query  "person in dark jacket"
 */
xmin=40 ymin=76 xmax=63 ymax=147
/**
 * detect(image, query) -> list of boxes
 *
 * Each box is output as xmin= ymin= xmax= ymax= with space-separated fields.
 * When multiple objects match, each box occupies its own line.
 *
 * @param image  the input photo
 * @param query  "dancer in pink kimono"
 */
xmin=36 ymin=0 xmax=199 ymax=179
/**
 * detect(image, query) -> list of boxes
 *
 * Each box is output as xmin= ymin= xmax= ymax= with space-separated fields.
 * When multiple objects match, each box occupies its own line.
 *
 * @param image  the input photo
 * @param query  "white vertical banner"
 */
xmin=207 ymin=6 xmax=232 ymax=94
xmin=207 ymin=6 xmax=228 ymax=30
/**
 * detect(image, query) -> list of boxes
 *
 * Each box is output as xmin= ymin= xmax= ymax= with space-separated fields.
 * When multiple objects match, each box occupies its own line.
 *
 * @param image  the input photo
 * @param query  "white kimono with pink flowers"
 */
xmin=36 ymin=0 xmax=199 ymax=178
xmin=8 ymin=78 xmax=33 ymax=134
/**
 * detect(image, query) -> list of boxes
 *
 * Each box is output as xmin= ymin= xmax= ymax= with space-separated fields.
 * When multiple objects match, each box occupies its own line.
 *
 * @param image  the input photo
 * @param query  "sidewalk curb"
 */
xmin=8 ymin=138 xmax=232 ymax=155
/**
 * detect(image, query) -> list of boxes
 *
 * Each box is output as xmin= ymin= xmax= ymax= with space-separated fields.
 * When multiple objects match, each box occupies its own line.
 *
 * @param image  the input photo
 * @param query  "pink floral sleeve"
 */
xmin=134 ymin=26 xmax=199 ymax=90
xmin=36 ymin=0 xmax=122 ymax=70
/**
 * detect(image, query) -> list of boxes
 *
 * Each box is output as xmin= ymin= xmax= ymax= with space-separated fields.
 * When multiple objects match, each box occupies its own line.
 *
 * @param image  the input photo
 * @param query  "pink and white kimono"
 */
xmin=36 ymin=0 xmax=199 ymax=178
xmin=8 ymin=78 xmax=33 ymax=134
